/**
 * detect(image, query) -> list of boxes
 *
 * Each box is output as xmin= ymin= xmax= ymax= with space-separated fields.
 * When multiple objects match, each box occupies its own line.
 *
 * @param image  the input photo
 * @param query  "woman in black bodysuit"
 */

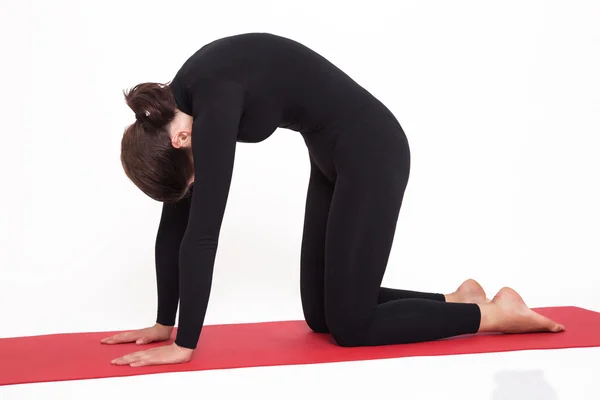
xmin=103 ymin=33 xmax=563 ymax=367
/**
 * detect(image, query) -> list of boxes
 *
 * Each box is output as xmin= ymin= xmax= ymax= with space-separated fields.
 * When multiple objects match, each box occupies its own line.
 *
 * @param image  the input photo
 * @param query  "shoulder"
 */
xmin=170 ymin=69 xmax=246 ymax=115
xmin=184 ymin=78 xmax=246 ymax=116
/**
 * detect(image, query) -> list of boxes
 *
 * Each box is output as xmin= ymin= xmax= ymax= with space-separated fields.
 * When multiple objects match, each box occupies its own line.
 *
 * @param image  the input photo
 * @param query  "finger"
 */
xmin=104 ymin=331 xmax=140 ymax=344
xmin=112 ymin=355 xmax=142 ymax=365
xmin=125 ymin=351 xmax=157 ymax=367
xmin=111 ymin=350 xmax=147 ymax=365
xmin=112 ymin=356 xmax=135 ymax=365
xmin=130 ymin=353 xmax=169 ymax=367
xmin=100 ymin=336 xmax=114 ymax=344
xmin=101 ymin=333 xmax=127 ymax=344
xmin=136 ymin=336 xmax=153 ymax=345
xmin=130 ymin=360 xmax=150 ymax=367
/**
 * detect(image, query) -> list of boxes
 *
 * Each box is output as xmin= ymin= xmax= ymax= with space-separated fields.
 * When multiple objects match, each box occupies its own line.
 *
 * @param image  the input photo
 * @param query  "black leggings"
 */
xmin=299 ymin=110 xmax=481 ymax=347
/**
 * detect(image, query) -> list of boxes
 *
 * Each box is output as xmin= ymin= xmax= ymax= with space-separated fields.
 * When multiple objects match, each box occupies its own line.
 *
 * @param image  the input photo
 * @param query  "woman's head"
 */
xmin=121 ymin=82 xmax=194 ymax=203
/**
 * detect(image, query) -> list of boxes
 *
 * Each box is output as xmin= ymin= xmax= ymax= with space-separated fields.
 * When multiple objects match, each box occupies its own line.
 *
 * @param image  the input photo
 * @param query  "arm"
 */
xmin=175 ymin=78 xmax=246 ymax=349
xmin=100 ymin=196 xmax=191 ymax=348
xmin=154 ymin=195 xmax=192 ymax=327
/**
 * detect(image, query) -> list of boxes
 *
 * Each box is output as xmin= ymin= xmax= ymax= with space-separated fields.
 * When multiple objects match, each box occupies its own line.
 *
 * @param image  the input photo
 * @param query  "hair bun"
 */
xmin=135 ymin=111 xmax=148 ymax=121
xmin=124 ymin=82 xmax=176 ymax=129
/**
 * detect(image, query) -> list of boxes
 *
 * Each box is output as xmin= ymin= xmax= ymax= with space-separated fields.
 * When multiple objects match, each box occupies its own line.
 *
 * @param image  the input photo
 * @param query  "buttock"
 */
xmin=334 ymin=120 xmax=410 ymax=203
xmin=302 ymin=106 xmax=409 ymax=183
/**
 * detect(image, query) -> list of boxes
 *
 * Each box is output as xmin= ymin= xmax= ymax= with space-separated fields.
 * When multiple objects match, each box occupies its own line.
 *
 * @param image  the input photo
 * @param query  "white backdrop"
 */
xmin=1 ymin=0 xmax=599 ymax=339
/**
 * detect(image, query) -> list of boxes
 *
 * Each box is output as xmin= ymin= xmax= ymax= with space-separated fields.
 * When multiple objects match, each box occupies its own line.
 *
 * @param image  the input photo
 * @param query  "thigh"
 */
xmin=300 ymin=155 xmax=334 ymax=333
xmin=324 ymin=119 xmax=411 ymax=333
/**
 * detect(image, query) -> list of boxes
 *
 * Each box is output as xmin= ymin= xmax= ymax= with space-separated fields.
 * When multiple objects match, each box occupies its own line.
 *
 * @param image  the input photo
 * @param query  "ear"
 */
xmin=171 ymin=130 xmax=192 ymax=149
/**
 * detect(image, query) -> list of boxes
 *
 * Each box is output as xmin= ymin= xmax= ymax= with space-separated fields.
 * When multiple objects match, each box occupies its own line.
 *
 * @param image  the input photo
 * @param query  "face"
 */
xmin=169 ymin=110 xmax=195 ymax=186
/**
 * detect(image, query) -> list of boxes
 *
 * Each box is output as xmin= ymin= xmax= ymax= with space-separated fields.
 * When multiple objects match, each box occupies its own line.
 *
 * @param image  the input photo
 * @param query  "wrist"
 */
xmin=172 ymin=342 xmax=194 ymax=354
xmin=154 ymin=322 xmax=174 ymax=331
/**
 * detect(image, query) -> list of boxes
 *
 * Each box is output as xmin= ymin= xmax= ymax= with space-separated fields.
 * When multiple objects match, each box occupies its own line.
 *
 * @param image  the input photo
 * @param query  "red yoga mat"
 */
xmin=1 ymin=306 xmax=599 ymax=386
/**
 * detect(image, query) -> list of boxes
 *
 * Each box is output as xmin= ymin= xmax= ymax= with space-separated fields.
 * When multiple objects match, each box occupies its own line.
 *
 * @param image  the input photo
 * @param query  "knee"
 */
xmin=305 ymin=315 xmax=329 ymax=334
xmin=326 ymin=314 xmax=369 ymax=347
xmin=302 ymin=304 xmax=329 ymax=334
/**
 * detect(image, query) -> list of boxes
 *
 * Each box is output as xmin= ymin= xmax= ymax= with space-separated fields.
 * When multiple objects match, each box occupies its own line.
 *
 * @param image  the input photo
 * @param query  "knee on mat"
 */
xmin=303 ymin=307 xmax=329 ymax=334
xmin=326 ymin=317 xmax=368 ymax=347
xmin=305 ymin=316 xmax=329 ymax=334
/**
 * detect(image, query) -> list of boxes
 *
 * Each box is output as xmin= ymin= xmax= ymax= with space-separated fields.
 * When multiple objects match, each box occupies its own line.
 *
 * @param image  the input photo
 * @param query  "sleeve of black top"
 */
xmin=154 ymin=194 xmax=192 ymax=327
xmin=174 ymin=78 xmax=245 ymax=349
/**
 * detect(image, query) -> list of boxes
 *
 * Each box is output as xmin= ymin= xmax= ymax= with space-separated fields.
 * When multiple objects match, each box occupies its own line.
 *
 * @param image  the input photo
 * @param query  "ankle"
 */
xmin=477 ymin=303 xmax=499 ymax=332
xmin=444 ymin=292 xmax=459 ymax=303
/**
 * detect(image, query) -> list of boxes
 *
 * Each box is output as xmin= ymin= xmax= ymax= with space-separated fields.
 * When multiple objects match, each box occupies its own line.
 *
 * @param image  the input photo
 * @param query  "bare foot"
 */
xmin=445 ymin=279 xmax=490 ymax=304
xmin=479 ymin=287 xmax=565 ymax=333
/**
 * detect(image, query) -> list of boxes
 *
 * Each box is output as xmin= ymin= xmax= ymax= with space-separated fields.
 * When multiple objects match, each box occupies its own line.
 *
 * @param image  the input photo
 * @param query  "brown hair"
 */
xmin=121 ymin=82 xmax=193 ymax=203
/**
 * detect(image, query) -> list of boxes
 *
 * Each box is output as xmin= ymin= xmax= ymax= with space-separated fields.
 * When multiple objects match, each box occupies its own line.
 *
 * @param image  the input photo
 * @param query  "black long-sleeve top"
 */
xmin=155 ymin=33 xmax=380 ymax=349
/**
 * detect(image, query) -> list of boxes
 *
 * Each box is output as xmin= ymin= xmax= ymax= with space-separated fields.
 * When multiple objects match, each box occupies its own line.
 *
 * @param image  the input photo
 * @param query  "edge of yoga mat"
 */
xmin=1 ymin=306 xmax=599 ymax=386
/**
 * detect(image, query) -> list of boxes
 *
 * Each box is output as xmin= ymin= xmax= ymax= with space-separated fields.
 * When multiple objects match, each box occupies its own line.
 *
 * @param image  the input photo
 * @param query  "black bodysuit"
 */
xmin=157 ymin=33 xmax=481 ymax=349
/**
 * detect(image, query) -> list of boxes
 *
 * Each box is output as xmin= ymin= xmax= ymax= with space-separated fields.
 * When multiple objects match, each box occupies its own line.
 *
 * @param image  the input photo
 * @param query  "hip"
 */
xmin=302 ymin=104 xmax=410 ymax=182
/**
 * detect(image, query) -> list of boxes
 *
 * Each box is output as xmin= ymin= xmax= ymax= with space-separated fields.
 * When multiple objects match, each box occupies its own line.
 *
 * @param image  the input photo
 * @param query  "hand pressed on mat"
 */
xmin=100 ymin=323 xmax=173 ymax=345
xmin=101 ymin=323 xmax=192 ymax=367
xmin=110 ymin=343 xmax=193 ymax=367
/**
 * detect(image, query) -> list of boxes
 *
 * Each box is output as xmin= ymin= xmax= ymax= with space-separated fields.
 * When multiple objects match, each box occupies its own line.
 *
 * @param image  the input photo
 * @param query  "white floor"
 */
xmin=2 ymin=347 xmax=598 ymax=400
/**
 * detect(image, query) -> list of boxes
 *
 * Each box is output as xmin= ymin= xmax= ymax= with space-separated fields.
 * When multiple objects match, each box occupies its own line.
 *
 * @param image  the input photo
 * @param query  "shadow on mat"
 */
xmin=492 ymin=369 xmax=557 ymax=400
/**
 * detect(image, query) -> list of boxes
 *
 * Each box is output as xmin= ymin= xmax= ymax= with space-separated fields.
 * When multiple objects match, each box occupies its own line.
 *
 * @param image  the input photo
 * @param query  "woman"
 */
xmin=102 ymin=33 xmax=564 ymax=367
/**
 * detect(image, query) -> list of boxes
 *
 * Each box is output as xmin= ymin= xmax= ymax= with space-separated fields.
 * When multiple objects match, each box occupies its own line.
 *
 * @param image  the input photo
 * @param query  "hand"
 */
xmin=100 ymin=323 xmax=173 ymax=345
xmin=111 ymin=343 xmax=193 ymax=367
